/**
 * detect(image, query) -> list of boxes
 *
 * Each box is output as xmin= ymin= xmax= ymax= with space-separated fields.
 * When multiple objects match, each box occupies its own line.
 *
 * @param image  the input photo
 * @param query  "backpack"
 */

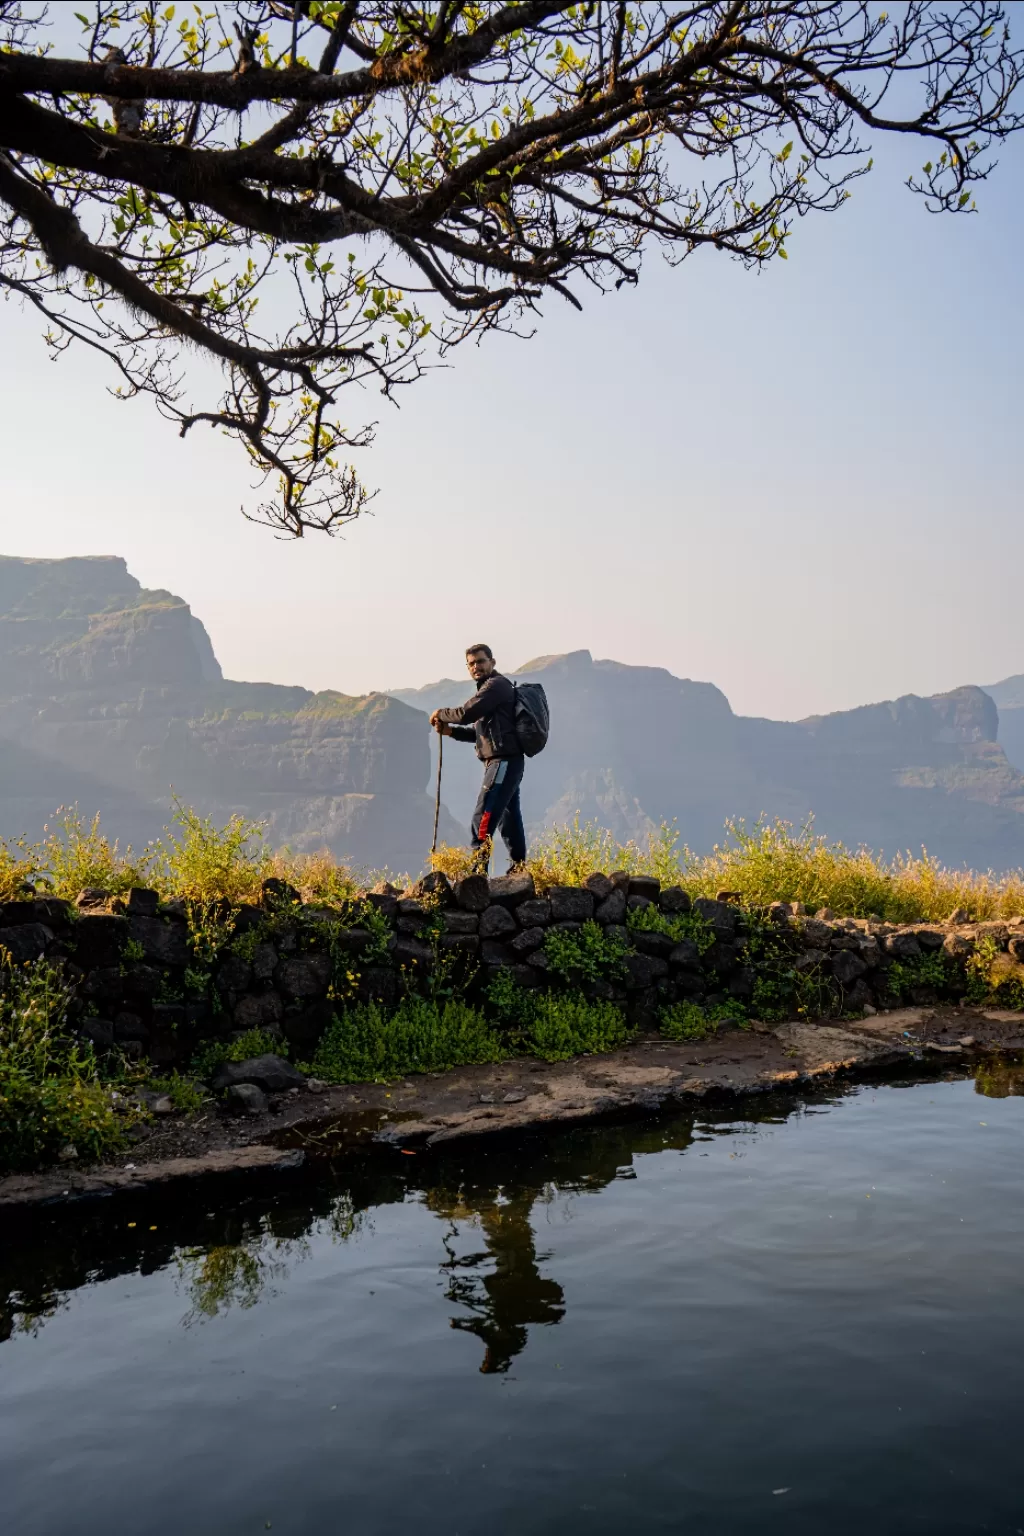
xmin=513 ymin=681 xmax=549 ymax=757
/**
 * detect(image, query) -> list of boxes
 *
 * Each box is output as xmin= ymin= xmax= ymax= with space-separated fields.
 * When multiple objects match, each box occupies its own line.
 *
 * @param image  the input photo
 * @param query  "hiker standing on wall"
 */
xmin=430 ymin=644 xmax=527 ymax=871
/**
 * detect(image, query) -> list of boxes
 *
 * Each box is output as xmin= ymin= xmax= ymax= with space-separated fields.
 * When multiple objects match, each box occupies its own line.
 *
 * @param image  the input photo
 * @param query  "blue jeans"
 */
xmin=471 ymin=755 xmax=526 ymax=867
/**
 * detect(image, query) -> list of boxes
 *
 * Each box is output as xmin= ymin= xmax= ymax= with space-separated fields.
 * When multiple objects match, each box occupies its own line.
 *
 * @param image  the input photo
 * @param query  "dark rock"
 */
xmin=516 ymin=898 xmax=551 ymax=928
xmin=1009 ymin=936 xmax=1024 ymax=962
xmin=372 ymin=880 xmax=402 ymax=897
xmin=113 ymin=1012 xmax=148 ymax=1043
xmin=0 ymin=898 xmax=70 ymax=928
xmin=128 ymin=915 xmax=189 ymax=968
xmin=604 ymin=924 xmax=630 ymax=947
xmin=507 ymin=964 xmax=542 ymax=989
xmin=332 ymin=926 xmax=374 ymax=954
xmin=224 ymin=1083 xmax=268 ymax=1115
xmin=551 ymin=920 xmax=582 ymax=935
xmin=594 ymin=888 xmax=627 ymax=925
xmin=84 ymin=964 xmax=162 ymax=1004
xmin=628 ymin=876 xmax=661 ymax=902
xmin=214 ymin=954 xmax=254 ymax=994
xmin=357 ymin=967 xmax=399 ymax=1006
xmin=944 ymin=932 xmax=974 ymax=958
xmin=693 ymin=898 xmax=738 ymax=938
xmin=0 ymin=922 xmax=52 ymax=963
xmin=397 ymin=898 xmax=427 ymax=922
xmin=481 ymin=939 xmax=513 ymax=967
xmin=584 ymin=872 xmax=614 ymax=902
xmin=479 ymin=905 xmax=518 ymax=939
xmin=126 ymin=888 xmax=160 ymax=916
xmin=832 ymin=950 xmax=868 ymax=986
xmin=768 ymin=902 xmax=790 ymax=925
xmin=234 ymin=992 xmax=284 ymax=1031
xmin=212 ymin=1054 xmax=306 ymax=1094
xmin=281 ymin=1000 xmax=335 ymax=1052
xmin=609 ymin=870 xmax=632 ymax=891
xmin=454 ymin=875 xmax=491 ymax=913
xmin=75 ymin=888 xmax=111 ymax=910
xmin=799 ymin=918 xmax=835 ymax=950
xmin=828 ymin=929 xmax=862 ymax=950
xmin=633 ymin=931 xmax=675 ymax=959
xmin=715 ymin=890 xmax=743 ymax=906
xmin=624 ymin=953 xmax=669 ymax=989
xmin=845 ymin=979 xmax=875 ymax=1011
xmin=510 ymin=926 xmax=545 ymax=956
xmin=71 ymin=912 xmax=128 ymax=968
xmin=394 ymin=936 xmax=433 ymax=969
xmin=276 ymin=953 xmax=332 ymax=999
xmin=626 ymin=894 xmax=651 ymax=913
xmin=883 ymin=932 xmax=922 ymax=960
xmin=526 ymin=950 xmax=549 ymax=973
xmin=151 ymin=1003 xmax=186 ymax=1031
xmin=410 ymin=870 xmax=453 ymax=904
xmin=728 ymin=968 xmax=755 ymax=1001
xmin=251 ymin=942 xmax=278 ymax=981
xmin=659 ymin=886 xmax=691 ymax=914
xmin=792 ymin=951 xmax=822 ymax=974
xmin=915 ymin=927 xmax=946 ymax=951
xmin=549 ymin=886 xmax=595 ymax=923
xmin=232 ymin=904 xmax=264 ymax=934
xmin=261 ymin=877 xmax=300 ymax=909
xmin=439 ymin=934 xmax=480 ymax=955
xmin=488 ymin=873 xmax=536 ymax=907
xmin=364 ymin=891 xmax=399 ymax=920
xmin=397 ymin=916 xmax=427 ymax=935
xmin=947 ymin=907 xmax=970 ymax=926
xmin=443 ymin=910 xmax=479 ymax=935
xmin=80 ymin=1017 xmax=114 ymax=1050
xmin=669 ymin=939 xmax=701 ymax=968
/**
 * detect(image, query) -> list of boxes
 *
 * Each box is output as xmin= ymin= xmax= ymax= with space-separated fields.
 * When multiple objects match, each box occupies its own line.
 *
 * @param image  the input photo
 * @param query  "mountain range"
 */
xmin=3 ymin=553 xmax=1024 ymax=874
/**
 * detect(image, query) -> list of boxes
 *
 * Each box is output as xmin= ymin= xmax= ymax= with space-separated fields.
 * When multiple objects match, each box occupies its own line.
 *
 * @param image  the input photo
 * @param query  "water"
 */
xmin=3 ymin=1060 xmax=1024 ymax=1535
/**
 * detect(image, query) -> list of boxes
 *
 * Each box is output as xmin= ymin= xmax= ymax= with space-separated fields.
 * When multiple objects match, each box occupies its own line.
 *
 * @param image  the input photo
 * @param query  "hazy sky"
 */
xmin=2 ymin=121 xmax=1021 ymax=720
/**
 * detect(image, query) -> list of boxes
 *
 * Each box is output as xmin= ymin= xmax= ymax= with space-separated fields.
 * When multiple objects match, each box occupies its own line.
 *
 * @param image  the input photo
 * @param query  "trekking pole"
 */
xmin=431 ymin=728 xmax=444 ymax=855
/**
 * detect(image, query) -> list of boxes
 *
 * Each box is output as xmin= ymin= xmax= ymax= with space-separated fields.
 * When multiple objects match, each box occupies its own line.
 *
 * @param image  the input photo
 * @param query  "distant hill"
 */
xmin=982 ymin=673 xmax=1024 ymax=778
xmin=393 ymin=651 xmax=1024 ymax=869
xmin=0 ymin=556 xmax=460 ymax=872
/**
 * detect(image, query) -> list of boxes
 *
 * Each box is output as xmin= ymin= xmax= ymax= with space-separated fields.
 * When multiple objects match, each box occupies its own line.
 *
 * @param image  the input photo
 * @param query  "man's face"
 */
xmin=467 ymin=649 xmax=495 ymax=683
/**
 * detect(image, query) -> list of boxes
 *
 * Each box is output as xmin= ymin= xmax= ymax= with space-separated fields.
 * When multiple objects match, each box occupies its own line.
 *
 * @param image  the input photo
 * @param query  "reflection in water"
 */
xmin=2 ymin=1055 xmax=1016 ymax=1370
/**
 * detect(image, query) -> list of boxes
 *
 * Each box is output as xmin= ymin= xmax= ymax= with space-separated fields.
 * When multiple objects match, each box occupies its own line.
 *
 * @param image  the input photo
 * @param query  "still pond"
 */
xmin=3 ymin=1059 xmax=1024 ymax=1535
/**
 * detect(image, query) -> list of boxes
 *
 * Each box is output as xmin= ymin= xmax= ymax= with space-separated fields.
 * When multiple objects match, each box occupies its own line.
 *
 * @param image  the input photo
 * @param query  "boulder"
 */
xmin=659 ymin=886 xmax=691 ymax=915
xmin=516 ymin=898 xmax=552 ymax=928
xmin=126 ymin=888 xmax=160 ymax=916
xmin=251 ymin=942 xmax=279 ymax=982
xmin=410 ymin=870 xmax=453 ymax=905
xmin=944 ymin=932 xmax=973 ymax=958
xmin=364 ymin=891 xmax=399 ymax=920
xmin=832 ymin=950 xmax=868 ymax=986
xmin=224 ymin=1083 xmax=268 ymax=1115
xmin=454 ymin=875 xmax=491 ymax=913
xmin=394 ymin=936 xmax=433 ymax=969
xmin=488 ymin=873 xmax=536 ymax=907
xmin=0 ymin=922 xmax=52 ymax=963
xmin=71 ymin=912 xmax=128 ymax=968
xmin=633 ymin=932 xmax=675 ymax=959
xmin=214 ymin=955 xmax=253 ymax=995
xmin=481 ymin=939 xmax=513 ymax=967
xmin=883 ymin=932 xmax=922 ymax=960
xmin=594 ymin=888 xmax=626 ymax=926
xmin=548 ymin=886 xmax=595 ymax=923
xmin=212 ymin=1054 xmax=306 ymax=1094
xmin=510 ymin=926 xmax=546 ymax=956
xmin=584 ymin=872 xmax=614 ymax=902
xmin=624 ymin=953 xmax=669 ymax=989
xmin=479 ymin=905 xmax=517 ymax=939
xmin=128 ymin=915 xmax=189 ymax=968
xmin=281 ymin=1000 xmax=335 ymax=1052
xmin=669 ymin=939 xmax=701 ymax=968
xmin=275 ymin=953 xmax=332 ymax=999
xmin=442 ymin=910 xmax=479 ymax=935
xmin=234 ymin=992 xmax=284 ymax=1031
xmin=439 ymin=934 xmax=480 ymax=955
xmin=798 ymin=918 xmax=835 ymax=950
xmin=628 ymin=876 xmax=661 ymax=902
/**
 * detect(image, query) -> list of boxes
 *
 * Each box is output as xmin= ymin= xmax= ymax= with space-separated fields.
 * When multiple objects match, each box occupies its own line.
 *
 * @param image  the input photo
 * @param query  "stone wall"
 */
xmin=2 ymin=873 xmax=1019 ymax=1071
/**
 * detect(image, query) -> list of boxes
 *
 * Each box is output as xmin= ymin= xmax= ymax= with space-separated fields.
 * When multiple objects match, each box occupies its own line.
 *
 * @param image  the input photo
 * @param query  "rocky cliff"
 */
xmin=393 ymin=652 xmax=1024 ymax=869
xmin=0 ymin=556 xmax=460 ymax=872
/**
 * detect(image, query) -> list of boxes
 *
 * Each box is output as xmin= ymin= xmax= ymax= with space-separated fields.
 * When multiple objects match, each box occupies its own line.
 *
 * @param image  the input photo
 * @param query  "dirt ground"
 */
xmin=3 ymin=1004 xmax=1022 ymax=1209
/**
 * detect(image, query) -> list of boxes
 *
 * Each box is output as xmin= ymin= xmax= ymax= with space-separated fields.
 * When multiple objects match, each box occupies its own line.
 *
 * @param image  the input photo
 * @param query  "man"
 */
xmin=430 ymin=644 xmax=526 ymax=871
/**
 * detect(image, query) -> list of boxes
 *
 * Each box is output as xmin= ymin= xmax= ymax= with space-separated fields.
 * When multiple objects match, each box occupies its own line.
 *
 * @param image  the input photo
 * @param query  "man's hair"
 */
xmin=466 ymin=643 xmax=493 ymax=660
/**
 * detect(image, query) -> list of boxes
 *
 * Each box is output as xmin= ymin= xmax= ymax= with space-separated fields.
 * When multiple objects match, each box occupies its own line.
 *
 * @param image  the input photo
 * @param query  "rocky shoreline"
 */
xmin=2 ymin=1002 xmax=1021 ymax=1211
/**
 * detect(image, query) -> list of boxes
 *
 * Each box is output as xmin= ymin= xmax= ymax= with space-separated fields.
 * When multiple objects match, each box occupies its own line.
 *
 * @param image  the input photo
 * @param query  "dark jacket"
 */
xmin=435 ymin=673 xmax=521 ymax=762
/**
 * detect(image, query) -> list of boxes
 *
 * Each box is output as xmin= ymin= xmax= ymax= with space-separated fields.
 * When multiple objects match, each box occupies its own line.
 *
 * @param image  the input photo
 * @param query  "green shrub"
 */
xmin=149 ymin=801 xmax=271 ymax=905
xmin=485 ymin=970 xmax=538 ymax=1035
xmin=626 ymin=902 xmax=715 ymax=953
xmin=0 ymin=833 xmax=40 ymax=903
xmin=659 ymin=1001 xmax=720 ymax=1041
xmin=148 ymin=1072 xmax=207 ymax=1114
xmin=0 ymin=956 xmax=134 ymax=1172
xmin=544 ymin=919 xmax=629 ymax=986
xmin=526 ymin=992 xmax=634 ymax=1062
xmin=885 ymin=950 xmax=956 ymax=1003
xmin=310 ymin=996 xmax=503 ymax=1083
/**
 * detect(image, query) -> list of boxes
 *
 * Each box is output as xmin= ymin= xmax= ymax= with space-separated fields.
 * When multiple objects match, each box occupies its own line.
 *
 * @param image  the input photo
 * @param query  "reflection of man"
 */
xmin=446 ymin=1192 xmax=565 ymax=1374
xmin=429 ymin=643 xmax=526 ymax=872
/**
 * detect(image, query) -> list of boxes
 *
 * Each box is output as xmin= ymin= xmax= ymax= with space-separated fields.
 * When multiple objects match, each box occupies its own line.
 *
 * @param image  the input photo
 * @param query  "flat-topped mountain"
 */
xmin=0 ymin=556 xmax=459 ymax=871
xmin=392 ymin=651 xmax=1024 ymax=869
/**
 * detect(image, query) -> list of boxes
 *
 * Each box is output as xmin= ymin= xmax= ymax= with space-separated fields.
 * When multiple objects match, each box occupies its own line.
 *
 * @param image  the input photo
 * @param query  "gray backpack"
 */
xmin=513 ymin=681 xmax=550 ymax=757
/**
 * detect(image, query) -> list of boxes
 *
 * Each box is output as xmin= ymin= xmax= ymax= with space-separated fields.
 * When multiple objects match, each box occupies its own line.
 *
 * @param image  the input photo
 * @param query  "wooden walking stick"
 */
xmin=431 ymin=728 xmax=444 ymax=855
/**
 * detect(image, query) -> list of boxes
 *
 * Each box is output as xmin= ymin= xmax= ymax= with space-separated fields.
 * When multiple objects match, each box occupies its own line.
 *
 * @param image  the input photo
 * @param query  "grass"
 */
xmin=658 ymin=999 xmax=746 ymax=1041
xmin=192 ymin=1029 xmax=287 ymax=1078
xmin=526 ymin=992 xmax=634 ymax=1062
xmin=310 ymin=997 xmax=504 ymax=1083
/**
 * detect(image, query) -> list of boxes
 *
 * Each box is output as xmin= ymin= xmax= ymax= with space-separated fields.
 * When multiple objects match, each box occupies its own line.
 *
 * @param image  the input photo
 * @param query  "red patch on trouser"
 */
xmin=477 ymin=810 xmax=493 ymax=840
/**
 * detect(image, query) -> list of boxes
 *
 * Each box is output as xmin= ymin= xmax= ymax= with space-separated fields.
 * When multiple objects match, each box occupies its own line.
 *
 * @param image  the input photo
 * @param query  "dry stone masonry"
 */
xmin=1 ymin=871 xmax=1019 ymax=1073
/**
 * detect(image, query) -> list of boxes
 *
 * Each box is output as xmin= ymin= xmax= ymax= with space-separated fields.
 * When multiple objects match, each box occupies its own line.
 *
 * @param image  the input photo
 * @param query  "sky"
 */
xmin=1 ymin=101 xmax=1022 ymax=720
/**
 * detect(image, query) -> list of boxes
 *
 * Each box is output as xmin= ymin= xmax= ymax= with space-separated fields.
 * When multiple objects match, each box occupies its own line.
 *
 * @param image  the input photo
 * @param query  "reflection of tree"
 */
xmin=176 ymin=1243 xmax=287 ymax=1325
xmin=974 ymin=1055 xmax=1024 ymax=1099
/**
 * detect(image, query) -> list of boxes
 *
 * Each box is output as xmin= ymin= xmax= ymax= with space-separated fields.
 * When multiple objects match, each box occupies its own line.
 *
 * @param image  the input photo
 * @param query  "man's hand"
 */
xmin=429 ymin=711 xmax=450 ymax=735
